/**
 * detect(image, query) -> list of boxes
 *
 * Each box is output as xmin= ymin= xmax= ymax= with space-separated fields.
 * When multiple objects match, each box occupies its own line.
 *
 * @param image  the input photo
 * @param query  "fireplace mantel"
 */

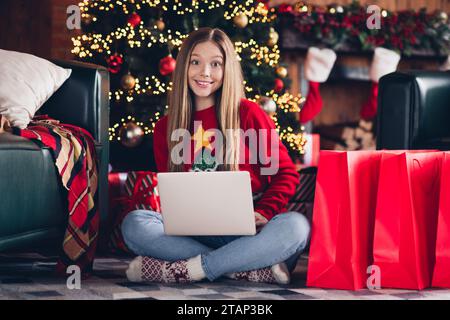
xmin=280 ymin=27 xmax=447 ymax=127
xmin=280 ymin=27 xmax=450 ymax=60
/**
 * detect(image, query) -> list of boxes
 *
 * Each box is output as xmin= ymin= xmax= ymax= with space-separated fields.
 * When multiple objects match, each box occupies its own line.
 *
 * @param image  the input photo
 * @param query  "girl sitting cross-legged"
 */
xmin=121 ymin=27 xmax=310 ymax=284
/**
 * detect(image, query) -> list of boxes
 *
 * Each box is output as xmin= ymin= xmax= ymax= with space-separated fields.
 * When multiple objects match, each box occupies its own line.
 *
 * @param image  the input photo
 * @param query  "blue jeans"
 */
xmin=121 ymin=210 xmax=310 ymax=281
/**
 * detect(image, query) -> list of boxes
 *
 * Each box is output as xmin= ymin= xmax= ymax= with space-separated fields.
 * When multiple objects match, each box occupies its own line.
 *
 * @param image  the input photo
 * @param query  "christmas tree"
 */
xmin=72 ymin=0 xmax=306 ymax=171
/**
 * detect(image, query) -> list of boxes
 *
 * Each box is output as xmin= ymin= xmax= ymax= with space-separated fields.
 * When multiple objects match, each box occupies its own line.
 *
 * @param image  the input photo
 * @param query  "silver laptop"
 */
xmin=157 ymin=171 xmax=256 ymax=236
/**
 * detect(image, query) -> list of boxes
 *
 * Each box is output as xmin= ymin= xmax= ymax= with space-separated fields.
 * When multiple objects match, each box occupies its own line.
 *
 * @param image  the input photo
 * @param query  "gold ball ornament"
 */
xmin=276 ymin=66 xmax=288 ymax=78
xmin=439 ymin=12 xmax=448 ymax=22
xmin=119 ymin=122 xmax=144 ymax=148
xmin=156 ymin=19 xmax=165 ymax=31
xmin=82 ymin=14 xmax=94 ymax=25
xmin=233 ymin=13 xmax=248 ymax=28
xmin=121 ymin=74 xmax=136 ymax=90
xmin=267 ymin=28 xmax=279 ymax=47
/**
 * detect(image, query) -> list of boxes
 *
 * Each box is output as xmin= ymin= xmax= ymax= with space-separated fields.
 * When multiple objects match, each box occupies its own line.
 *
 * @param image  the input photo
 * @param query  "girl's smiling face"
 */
xmin=188 ymin=41 xmax=224 ymax=105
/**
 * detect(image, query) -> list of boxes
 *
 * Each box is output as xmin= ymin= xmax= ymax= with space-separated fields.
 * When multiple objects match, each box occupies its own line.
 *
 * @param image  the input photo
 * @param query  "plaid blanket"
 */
xmin=13 ymin=115 xmax=100 ymax=276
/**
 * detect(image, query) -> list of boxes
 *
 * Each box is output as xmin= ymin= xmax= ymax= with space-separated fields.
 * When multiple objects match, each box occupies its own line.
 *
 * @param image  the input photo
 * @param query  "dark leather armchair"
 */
xmin=0 ymin=60 xmax=109 ymax=251
xmin=377 ymin=71 xmax=450 ymax=150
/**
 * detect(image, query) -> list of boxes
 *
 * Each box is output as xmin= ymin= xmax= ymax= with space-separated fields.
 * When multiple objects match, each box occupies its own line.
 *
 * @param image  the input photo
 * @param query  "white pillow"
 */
xmin=0 ymin=49 xmax=72 ymax=128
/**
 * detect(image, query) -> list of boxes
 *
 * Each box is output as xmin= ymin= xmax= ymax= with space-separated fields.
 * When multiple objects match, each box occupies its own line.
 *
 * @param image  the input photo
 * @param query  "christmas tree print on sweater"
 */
xmin=191 ymin=147 xmax=218 ymax=172
xmin=190 ymin=123 xmax=218 ymax=172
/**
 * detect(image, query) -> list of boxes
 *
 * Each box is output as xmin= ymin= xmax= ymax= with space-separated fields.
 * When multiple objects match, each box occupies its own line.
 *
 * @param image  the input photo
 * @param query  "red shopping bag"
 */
xmin=306 ymin=150 xmax=382 ymax=290
xmin=432 ymin=152 xmax=450 ymax=288
xmin=373 ymin=151 xmax=443 ymax=290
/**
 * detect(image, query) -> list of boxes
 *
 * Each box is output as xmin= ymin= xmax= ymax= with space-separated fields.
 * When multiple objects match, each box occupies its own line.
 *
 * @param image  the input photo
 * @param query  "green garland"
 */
xmin=276 ymin=1 xmax=450 ymax=56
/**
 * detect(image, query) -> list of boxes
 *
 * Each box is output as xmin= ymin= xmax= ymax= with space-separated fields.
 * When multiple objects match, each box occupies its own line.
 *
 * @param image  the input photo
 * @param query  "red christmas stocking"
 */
xmin=300 ymin=81 xmax=323 ymax=124
xmin=300 ymin=47 xmax=337 ymax=124
xmin=361 ymin=47 xmax=400 ymax=120
xmin=360 ymin=82 xmax=379 ymax=120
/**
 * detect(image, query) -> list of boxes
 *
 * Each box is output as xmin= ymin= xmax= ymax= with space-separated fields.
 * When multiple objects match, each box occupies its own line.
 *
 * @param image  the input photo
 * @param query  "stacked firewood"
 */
xmin=315 ymin=120 xmax=376 ymax=151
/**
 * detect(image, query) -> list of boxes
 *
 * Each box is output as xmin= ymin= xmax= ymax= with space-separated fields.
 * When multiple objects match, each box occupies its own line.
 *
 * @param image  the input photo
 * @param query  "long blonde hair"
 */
xmin=167 ymin=27 xmax=245 ymax=172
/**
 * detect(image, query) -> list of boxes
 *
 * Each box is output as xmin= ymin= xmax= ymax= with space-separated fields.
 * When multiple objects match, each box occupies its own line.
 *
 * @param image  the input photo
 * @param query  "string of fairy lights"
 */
xmin=109 ymin=111 xmax=163 ymax=142
xmin=78 ymin=0 xmax=275 ymax=18
xmin=72 ymin=35 xmax=280 ymax=98
xmin=74 ymin=0 xmax=307 ymax=155
xmin=251 ymin=93 xmax=307 ymax=154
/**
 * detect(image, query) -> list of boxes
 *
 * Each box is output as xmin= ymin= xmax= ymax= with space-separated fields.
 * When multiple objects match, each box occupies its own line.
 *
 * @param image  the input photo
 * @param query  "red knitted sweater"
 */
xmin=153 ymin=98 xmax=300 ymax=220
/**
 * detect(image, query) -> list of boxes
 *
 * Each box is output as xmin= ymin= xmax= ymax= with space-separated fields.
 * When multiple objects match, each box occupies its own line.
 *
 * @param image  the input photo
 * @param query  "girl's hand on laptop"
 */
xmin=255 ymin=212 xmax=268 ymax=233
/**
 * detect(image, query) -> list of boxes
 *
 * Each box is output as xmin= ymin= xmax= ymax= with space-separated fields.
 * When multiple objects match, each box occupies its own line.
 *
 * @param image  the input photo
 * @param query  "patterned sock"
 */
xmin=185 ymin=254 xmax=206 ymax=281
xmin=126 ymin=255 xmax=206 ymax=283
xmin=226 ymin=262 xmax=291 ymax=285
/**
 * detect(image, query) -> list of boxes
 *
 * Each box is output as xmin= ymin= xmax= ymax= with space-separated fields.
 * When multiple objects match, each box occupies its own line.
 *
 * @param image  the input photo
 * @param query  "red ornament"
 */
xmin=341 ymin=16 xmax=352 ymax=29
xmin=415 ymin=21 xmax=425 ymax=34
xmin=274 ymin=78 xmax=284 ymax=93
xmin=317 ymin=13 xmax=325 ymax=24
xmin=159 ymin=55 xmax=176 ymax=76
xmin=106 ymin=54 xmax=123 ymax=74
xmin=278 ymin=4 xmax=293 ymax=13
xmin=256 ymin=0 xmax=269 ymax=10
xmin=127 ymin=12 xmax=142 ymax=28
